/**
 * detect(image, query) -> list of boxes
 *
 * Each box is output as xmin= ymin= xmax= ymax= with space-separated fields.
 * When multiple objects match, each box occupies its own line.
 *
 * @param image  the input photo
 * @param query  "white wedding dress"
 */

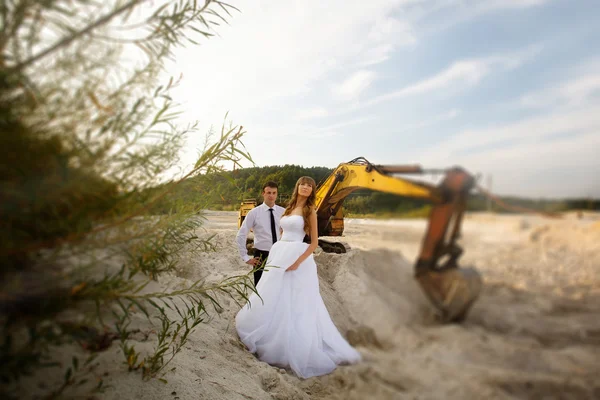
xmin=235 ymin=215 xmax=361 ymax=379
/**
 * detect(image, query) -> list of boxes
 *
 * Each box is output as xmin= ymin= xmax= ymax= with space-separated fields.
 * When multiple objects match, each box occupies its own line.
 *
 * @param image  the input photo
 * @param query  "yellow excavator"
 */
xmin=238 ymin=157 xmax=483 ymax=323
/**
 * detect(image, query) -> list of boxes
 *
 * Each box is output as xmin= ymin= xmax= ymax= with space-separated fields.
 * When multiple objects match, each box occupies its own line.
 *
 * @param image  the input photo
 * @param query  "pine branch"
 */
xmin=1 ymin=0 xmax=251 ymax=397
xmin=6 ymin=0 xmax=148 ymax=73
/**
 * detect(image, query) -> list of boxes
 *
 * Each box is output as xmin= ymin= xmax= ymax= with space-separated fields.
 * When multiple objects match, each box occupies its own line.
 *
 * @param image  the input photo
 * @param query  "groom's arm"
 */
xmin=236 ymin=209 xmax=255 ymax=263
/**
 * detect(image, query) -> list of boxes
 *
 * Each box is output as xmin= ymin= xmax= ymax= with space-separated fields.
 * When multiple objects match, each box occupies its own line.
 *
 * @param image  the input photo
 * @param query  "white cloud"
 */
xmin=275 ymin=115 xmax=375 ymax=139
xmin=309 ymin=116 xmax=375 ymax=135
xmin=397 ymin=108 xmax=460 ymax=132
xmin=463 ymin=130 xmax=599 ymax=169
xmin=333 ymin=70 xmax=376 ymax=100
xmin=166 ymin=0 xmax=548 ymax=126
xmin=364 ymin=46 xmax=541 ymax=107
xmin=169 ymin=1 xmax=418 ymax=118
xmin=165 ymin=0 xmax=423 ymax=171
xmin=463 ymin=131 xmax=600 ymax=198
xmin=294 ymin=108 xmax=329 ymax=121
xmin=416 ymin=103 xmax=600 ymax=196
xmin=413 ymin=0 xmax=553 ymax=36
xmin=481 ymin=0 xmax=551 ymax=11
xmin=422 ymin=105 xmax=600 ymax=160
xmin=520 ymin=73 xmax=600 ymax=109
xmin=368 ymin=59 xmax=488 ymax=106
xmin=361 ymin=16 xmax=417 ymax=66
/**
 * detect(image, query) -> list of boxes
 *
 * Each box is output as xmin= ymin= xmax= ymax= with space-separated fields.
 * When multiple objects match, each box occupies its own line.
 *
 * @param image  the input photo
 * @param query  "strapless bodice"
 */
xmin=280 ymin=215 xmax=306 ymax=242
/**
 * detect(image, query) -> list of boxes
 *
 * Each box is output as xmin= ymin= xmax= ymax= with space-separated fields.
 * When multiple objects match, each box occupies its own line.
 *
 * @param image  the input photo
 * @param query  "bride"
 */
xmin=235 ymin=176 xmax=361 ymax=379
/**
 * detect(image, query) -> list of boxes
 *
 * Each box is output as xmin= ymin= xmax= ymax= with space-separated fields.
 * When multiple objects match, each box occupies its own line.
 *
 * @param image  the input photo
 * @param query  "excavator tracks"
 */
xmin=318 ymin=239 xmax=351 ymax=254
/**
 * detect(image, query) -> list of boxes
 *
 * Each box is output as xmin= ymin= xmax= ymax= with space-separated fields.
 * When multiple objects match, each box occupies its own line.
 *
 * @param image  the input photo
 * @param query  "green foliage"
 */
xmin=467 ymin=194 xmax=599 ymax=214
xmin=342 ymin=191 xmax=428 ymax=216
xmin=160 ymin=166 xmax=598 ymax=217
xmin=149 ymin=164 xmax=333 ymax=210
xmin=0 ymin=0 xmax=257 ymax=398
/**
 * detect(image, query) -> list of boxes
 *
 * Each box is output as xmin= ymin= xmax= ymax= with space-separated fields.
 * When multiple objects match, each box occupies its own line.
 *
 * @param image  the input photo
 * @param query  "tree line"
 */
xmin=148 ymin=165 xmax=600 ymax=216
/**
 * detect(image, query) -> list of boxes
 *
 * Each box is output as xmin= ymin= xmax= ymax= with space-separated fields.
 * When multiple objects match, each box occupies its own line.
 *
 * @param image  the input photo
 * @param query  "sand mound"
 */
xmin=315 ymin=248 xmax=432 ymax=345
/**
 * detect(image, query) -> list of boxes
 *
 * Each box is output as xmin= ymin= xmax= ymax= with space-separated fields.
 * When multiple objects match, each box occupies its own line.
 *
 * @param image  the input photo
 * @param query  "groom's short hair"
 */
xmin=262 ymin=181 xmax=278 ymax=191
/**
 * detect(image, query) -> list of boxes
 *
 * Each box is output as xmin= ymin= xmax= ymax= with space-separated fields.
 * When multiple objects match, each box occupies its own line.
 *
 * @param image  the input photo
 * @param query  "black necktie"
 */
xmin=268 ymin=208 xmax=277 ymax=245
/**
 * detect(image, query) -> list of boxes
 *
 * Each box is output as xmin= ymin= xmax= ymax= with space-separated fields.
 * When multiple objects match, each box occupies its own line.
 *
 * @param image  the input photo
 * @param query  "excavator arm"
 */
xmin=314 ymin=161 xmax=440 ymax=237
xmin=314 ymin=157 xmax=482 ymax=322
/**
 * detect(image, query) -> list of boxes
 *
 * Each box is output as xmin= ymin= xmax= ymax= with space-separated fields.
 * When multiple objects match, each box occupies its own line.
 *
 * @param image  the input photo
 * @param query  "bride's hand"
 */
xmin=286 ymin=261 xmax=300 ymax=272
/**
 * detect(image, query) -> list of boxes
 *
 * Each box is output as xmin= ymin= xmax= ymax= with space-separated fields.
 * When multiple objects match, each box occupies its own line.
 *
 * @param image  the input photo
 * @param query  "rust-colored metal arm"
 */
xmin=415 ymin=167 xmax=474 ymax=275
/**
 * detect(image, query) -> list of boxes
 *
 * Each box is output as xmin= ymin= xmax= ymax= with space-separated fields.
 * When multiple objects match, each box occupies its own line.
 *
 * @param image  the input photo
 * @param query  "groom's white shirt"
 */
xmin=236 ymin=202 xmax=285 ymax=262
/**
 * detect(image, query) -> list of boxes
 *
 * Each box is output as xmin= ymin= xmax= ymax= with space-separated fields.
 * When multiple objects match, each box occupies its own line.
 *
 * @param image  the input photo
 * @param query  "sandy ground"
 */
xmin=22 ymin=211 xmax=600 ymax=399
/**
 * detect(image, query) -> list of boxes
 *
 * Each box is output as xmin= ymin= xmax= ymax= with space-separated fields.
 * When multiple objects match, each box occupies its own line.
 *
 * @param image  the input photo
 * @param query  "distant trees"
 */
xmin=162 ymin=167 xmax=598 ymax=216
xmin=160 ymin=164 xmax=334 ymax=209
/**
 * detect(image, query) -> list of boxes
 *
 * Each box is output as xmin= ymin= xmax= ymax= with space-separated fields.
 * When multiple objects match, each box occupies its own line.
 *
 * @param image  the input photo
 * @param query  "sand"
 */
xmin=21 ymin=211 xmax=600 ymax=399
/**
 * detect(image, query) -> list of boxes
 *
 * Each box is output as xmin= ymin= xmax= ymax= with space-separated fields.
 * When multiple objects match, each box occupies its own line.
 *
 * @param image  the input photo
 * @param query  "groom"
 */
xmin=236 ymin=181 xmax=285 ymax=286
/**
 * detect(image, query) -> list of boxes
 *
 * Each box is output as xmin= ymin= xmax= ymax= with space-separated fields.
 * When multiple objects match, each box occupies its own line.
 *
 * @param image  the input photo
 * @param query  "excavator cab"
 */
xmin=238 ymin=199 xmax=257 ymax=229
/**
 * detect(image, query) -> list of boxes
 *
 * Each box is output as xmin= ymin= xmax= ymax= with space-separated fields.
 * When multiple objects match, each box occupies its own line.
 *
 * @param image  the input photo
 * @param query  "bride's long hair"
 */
xmin=283 ymin=176 xmax=317 ymax=235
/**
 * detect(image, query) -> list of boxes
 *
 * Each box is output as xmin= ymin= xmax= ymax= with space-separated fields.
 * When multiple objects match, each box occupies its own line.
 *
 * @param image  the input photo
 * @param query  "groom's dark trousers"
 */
xmin=253 ymin=249 xmax=270 ymax=286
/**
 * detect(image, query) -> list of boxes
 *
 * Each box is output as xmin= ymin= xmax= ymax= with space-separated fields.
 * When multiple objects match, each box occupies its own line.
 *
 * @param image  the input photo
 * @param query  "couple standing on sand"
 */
xmin=234 ymin=177 xmax=361 ymax=379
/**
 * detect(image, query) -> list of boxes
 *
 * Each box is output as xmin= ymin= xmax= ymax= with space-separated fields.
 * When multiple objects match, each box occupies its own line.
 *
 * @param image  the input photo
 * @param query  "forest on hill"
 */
xmin=149 ymin=165 xmax=599 ymax=216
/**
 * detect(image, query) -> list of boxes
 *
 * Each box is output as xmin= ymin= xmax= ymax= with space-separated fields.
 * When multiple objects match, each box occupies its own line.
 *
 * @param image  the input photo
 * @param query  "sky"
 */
xmin=165 ymin=0 xmax=600 ymax=199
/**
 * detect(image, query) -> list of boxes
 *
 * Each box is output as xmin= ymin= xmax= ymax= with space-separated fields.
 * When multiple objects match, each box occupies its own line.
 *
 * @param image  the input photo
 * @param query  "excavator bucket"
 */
xmin=413 ymin=167 xmax=482 ymax=322
xmin=416 ymin=267 xmax=482 ymax=322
